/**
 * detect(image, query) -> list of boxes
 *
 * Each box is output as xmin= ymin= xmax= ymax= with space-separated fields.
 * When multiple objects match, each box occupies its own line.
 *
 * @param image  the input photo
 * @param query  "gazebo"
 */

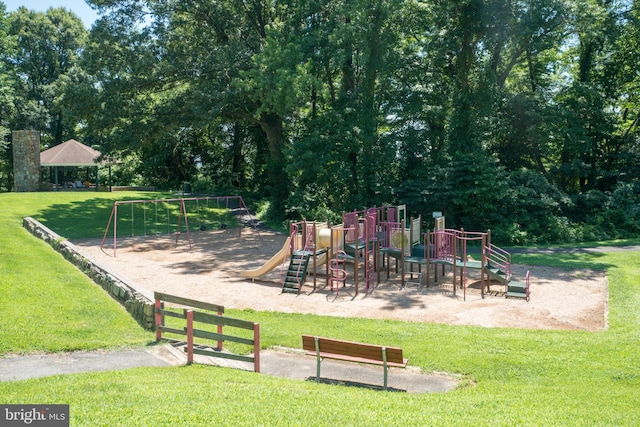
xmin=40 ymin=139 xmax=103 ymax=191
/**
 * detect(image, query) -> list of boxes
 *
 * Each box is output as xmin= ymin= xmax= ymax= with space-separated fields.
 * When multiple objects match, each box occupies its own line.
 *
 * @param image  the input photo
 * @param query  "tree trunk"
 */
xmin=259 ymin=113 xmax=288 ymax=215
xmin=231 ymin=122 xmax=245 ymax=187
xmin=360 ymin=1 xmax=384 ymax=205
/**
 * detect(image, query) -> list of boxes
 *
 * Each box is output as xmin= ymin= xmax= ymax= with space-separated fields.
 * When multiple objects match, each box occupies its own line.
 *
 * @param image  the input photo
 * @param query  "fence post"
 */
xmin=113 ymin=204 xmax=118 ymax=257
xmin=155 ymin=298 xmax=163 ymax=341
xmin=253 ymin=322 xmax=260 ymax=373
xmin=217 ymin=310 xmax=223 ymax=351
xmin=186 ymin=309 xmax=194 ymax=365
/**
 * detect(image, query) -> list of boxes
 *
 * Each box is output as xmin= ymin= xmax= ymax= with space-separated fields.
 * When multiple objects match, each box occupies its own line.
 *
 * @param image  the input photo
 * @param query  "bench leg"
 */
xmin=382 ymin=347 xmax=388 ymax=390
xmin=314 ymin=337 xmax=321 ymax=382
xmin=316 ymin=357 xmax=322 ymax=382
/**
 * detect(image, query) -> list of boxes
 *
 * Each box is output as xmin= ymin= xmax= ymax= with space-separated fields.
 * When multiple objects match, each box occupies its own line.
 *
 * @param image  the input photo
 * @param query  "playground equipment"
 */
xmin=101 ymin=196 xmax=260 ymax=257
xmin=239 ymin=220 xmax=333 ymax=290
xmin=341 ymin=209 xmax=378 ymax=292
xmin=281 ymin=221 xmax=332 ymax=294
xmin=238 ymin=204 xmax=530 ymax=302
xmin=425 ymin=228 xmax=490 ymax=300
xmin=424 ymin=225 xmax=530 ymax=301
xmin=378 ymin=213 xmax=422 ymax=288
xmin=278 ymin=206 xmax=421 ymax=296
xmin=244 ymin=210 xmax=383 ymax=296
xmin=506 ymin=270 xmax=531 ymax=301
xmin=241 ymin=236 xmax=294 ymax=279
xmin=328 ymin=249 xmax=347 ymax=294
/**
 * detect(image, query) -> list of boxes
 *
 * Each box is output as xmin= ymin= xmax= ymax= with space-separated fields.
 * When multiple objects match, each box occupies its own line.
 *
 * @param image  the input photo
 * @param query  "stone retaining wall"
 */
xmin=23 ymin=217 xmax=155 ymax=330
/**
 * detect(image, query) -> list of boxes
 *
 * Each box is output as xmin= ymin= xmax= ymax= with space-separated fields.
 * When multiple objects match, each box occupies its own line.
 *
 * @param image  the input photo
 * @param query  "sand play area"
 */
xmin=73 ymin=227 xmax=607 ymax=331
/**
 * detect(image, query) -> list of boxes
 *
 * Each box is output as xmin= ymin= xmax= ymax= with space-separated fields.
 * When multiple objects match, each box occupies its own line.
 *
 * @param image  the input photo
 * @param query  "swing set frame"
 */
xmin=100 ymin=196 xmax=260 ymax=257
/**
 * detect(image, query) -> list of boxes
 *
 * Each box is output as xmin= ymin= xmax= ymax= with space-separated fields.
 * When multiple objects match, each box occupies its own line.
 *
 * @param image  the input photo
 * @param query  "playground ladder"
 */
xmin=282 ymin=251 xmax=312 ymax=294
xmin=328 ymin=250 xmax=348 ymax=295
xmin=404 ymin=270 xmax=423 ymax=289
xmin=364 ymin=258 xmax=375 ymax=291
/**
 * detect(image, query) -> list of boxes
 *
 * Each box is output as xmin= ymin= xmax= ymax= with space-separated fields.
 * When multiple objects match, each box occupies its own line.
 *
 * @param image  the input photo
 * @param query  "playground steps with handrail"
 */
xmin=483 ymin=247 xmax=531 ymax=301
xmin=505 ymin=271 xmax=531 ymax=301
xmin=484 ymin=264 xmax=511 ymax=285
xmin=282 ymin=251 xmax=312 ymax=294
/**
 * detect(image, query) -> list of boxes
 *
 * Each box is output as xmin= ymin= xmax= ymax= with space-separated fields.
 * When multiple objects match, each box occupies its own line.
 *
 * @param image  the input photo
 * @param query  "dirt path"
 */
xmin=73 ymin=228 xmax=607 ymax=331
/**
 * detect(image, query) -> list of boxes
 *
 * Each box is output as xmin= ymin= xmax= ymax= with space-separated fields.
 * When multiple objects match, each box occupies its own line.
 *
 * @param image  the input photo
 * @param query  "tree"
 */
xmin=610 ymin=0 xmax=640 ymax=186
xmin=0 ymin=3 xmax=17 ymax=190
xmin=83 ymin=0 xmax=291 ymax=215
xmin=19 ymin=0 xmax=636 ymax=241
xmin=7 ymin=6 xmax=87 ymax=147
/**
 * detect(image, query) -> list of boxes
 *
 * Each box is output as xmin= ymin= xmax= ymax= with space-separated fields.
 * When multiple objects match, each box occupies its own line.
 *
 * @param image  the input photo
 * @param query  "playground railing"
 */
xmin=379 ymin=221 xmax=401 ymax=248
xmin=365 ymin=211 xmax=377 ymax=242
xmin=410 ymin=216 xmax=421 ymax=246
xmin=484 ymin=243 xmax=512 ymax=284
xmin=455 ymin=229 xmax=485 ymax=251
xmin=429 ymin=229 xmax=457 ymax=261
xmin=343 ymin=212 xmax=357 ymax=244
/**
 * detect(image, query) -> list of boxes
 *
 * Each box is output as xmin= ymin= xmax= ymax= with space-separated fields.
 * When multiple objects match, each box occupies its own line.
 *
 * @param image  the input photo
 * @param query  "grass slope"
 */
xmin=1 ymin=192 xmax=639 ymax=425
xmin=0 ymin=192 xmax=154 ymax=353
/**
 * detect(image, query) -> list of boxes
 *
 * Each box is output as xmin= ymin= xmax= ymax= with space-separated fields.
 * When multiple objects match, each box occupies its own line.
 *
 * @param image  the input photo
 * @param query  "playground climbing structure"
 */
xmin=328 ymin=249 xmax=348 ymax=294
xmin=378 ymin=213 xmax=422 ymax=288
xmin=281 ymin=221 xmax=330 ymax=294
xmin=341 ymin=209 xmax=378 ymax=293
xmin=424 ymin=227 xmax=530 ymax=301
xmin=242 ymin=204 xmax=530 ymax=302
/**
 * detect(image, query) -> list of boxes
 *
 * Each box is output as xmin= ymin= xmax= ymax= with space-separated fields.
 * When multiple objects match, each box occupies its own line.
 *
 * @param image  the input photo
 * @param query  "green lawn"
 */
xmin=0 ymin=192 xmax=154 ymax=354
xmin=1 ymin=192 xmax=639 ymax=426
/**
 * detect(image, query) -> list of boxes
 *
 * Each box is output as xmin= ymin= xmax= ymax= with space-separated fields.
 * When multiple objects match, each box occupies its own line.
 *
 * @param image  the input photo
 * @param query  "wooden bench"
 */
xmin=302 ymin=334 xmax=408 ymax=390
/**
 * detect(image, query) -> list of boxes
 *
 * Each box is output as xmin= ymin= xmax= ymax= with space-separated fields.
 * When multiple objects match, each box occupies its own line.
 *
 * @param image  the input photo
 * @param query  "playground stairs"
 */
xmin=484 ymin=264 xmax=510 ymax=286
xmin=282 ymin=251 xmax=312 ymax=294
xmin=505 ymin=271 xmax=531 ymax=301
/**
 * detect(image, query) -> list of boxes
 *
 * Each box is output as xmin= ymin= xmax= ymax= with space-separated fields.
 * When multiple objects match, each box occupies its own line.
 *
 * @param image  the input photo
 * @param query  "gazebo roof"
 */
xmin=40 ymin=139 xmax=102 ymax=167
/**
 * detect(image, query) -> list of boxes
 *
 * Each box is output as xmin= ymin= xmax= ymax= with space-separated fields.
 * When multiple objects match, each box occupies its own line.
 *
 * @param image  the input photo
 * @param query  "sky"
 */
xmin=3 ymin=0 xmax=100 ymax=28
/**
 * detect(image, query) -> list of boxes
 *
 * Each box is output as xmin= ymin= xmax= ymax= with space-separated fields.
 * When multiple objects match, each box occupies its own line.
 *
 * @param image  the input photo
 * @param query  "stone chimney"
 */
xmin=12 ymin=130 xmax=41 ymax=192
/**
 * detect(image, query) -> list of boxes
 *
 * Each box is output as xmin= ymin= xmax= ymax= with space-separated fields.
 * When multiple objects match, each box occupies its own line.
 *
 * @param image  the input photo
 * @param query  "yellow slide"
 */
xmin=241 ymin=237 xmax=292 ymax=279
xmin=315 ymin=252 xmax=328 ymax=267
xmin=306 ymin=252 xmax=328 ymax=271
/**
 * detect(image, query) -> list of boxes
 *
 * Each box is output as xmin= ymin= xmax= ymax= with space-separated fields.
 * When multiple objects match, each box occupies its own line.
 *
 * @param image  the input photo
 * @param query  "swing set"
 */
xmin=100 ymin=196 xmax=260 ymax=256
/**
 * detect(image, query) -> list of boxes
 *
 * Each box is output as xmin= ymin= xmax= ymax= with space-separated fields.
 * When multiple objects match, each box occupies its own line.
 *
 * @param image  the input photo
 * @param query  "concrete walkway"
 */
xmin=0 ymin=344 xmax=458 ymax=394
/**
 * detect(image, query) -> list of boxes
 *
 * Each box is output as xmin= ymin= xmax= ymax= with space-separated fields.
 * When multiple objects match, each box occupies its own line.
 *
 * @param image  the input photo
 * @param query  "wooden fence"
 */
xmin=154 ymin=291 xmax=260 ymax=372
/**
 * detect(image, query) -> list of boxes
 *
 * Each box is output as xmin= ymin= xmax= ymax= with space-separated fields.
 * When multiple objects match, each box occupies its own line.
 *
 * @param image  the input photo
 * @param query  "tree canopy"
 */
xmin=1 ymin=0 xmax=639 ymax=243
